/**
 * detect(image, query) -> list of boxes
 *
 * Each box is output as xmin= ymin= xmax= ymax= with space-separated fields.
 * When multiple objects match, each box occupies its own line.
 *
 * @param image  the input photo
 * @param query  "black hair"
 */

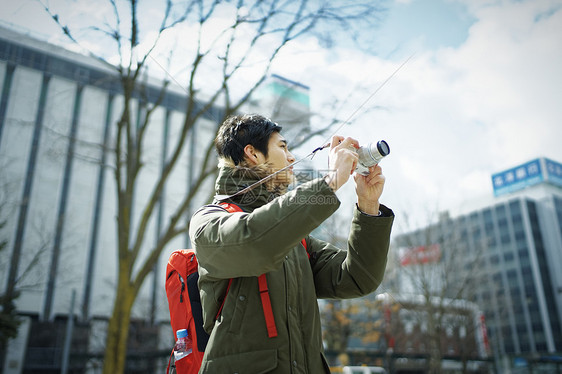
xmin=215 ymin=114 xmax=282 ymax=165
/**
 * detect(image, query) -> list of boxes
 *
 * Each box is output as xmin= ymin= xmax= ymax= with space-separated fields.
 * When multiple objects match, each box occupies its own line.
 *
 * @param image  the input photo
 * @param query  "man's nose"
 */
xmin=287 ymin=151 xmax=295 ymax=163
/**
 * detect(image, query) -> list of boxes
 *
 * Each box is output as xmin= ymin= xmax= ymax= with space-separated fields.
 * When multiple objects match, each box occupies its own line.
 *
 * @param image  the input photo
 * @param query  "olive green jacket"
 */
xmin=189 ymin=165 xmax=394 ymax=373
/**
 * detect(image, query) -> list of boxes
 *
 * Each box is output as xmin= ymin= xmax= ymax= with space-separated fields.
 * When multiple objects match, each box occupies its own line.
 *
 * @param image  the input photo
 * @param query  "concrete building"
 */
xmin=247 ymin=73 xmax=311 ymax=146
xmin=391 ymin=157 xmax=562 ymax=370
xmin=0 ymin=23 xmax=212 ymax=373
xmin=0 ymin=25 xmax=310 ymax=373
xmin=376 ymin=293 xmax=490 ymax=373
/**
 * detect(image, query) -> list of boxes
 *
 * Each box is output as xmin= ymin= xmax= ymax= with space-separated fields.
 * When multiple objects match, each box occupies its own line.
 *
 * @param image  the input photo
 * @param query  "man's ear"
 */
xmin=243 ymin=144 xmax=261 ymax=165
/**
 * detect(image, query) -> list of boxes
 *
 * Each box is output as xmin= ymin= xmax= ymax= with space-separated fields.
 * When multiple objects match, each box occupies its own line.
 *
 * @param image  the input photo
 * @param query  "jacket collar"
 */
xmin=213 ymin=158 xmax=285 ymax=210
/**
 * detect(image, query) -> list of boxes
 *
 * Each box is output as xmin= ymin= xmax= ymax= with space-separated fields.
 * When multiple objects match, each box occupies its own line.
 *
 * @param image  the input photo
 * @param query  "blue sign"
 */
xmin=492 ymin=159 xmax=544 ymax=196
xmin=513 ymin=357 xmax=528 ymax=367
xmin=545 ymin=158 xmax=562 ymax=187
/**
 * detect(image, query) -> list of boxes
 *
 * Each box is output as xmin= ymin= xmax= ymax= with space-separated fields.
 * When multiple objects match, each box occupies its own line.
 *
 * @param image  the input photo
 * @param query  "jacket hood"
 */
xmin=214 ymin=158 xmax=287 ymax=210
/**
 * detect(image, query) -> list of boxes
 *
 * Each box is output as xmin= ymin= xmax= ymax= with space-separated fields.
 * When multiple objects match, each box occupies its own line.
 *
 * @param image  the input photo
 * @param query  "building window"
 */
xmin=496 ymin=205 xmax=507 ymax=219
xmin=500 ymin=230 xmax=511 ymax=244
xmin=507 ymin=269 xmax=517 ymax=280
xmin=23 ymin=316 xmax=90 ymax=372
xmin=519 ymin=249 xmax=529 ymax=264
xmin=509 ymin=200 xmax=521 ymax=216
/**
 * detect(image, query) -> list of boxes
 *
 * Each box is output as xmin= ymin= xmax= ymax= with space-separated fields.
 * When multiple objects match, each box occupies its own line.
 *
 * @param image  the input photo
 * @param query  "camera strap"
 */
xmin=214 ymin=53 xmax=413 ymax=202
xmin=214 ymin=143 xmax=330 ymax=202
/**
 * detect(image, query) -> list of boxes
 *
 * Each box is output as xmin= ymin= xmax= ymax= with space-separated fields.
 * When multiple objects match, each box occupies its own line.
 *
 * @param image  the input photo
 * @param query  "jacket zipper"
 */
xmin=178 ymin=273 xmax=185 ymax=303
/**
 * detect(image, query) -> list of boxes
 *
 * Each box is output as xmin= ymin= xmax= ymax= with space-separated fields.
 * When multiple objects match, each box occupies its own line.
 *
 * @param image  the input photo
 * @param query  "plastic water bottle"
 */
xmin=174 ymin=329 xmax=192 ymax=361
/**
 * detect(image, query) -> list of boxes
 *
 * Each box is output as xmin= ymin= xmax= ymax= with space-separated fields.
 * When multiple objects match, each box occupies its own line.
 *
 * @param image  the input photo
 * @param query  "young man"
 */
xmin=189 ymin=114 xmax=394 ymax=373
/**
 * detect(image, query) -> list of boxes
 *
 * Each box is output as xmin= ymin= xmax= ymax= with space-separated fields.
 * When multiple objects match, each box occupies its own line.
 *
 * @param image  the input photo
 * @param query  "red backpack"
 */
xmin=165 ymin=203 xmax=308 ymax=373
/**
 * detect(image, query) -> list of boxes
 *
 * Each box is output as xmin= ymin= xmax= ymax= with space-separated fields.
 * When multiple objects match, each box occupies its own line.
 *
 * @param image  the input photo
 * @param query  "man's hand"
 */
xmin=324 ymin=136 xmax=359 ymax=192
xmin=355 ymin=164 xmax=385 ymax=215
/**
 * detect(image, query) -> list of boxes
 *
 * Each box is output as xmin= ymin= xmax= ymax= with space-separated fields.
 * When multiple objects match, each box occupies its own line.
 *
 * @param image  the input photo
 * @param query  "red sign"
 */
xmin=400 ymin=244 xmax=441 ymax=266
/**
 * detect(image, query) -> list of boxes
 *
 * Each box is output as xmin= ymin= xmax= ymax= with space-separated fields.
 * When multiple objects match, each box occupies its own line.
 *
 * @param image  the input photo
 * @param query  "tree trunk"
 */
xmin=102 ymin=272 xmax=135 ymax=374
xmin=428 ymin=336 xmax=442 ymax=374
xmin=427 ymin=311 xmax=442 ymax=374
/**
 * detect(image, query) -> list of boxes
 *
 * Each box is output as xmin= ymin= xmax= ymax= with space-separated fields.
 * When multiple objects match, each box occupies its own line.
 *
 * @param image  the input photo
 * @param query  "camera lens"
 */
xmin=377 ymin=140 xmax=390 ymax=156
xmin=354 ymin=140 xmax=390 ymax=175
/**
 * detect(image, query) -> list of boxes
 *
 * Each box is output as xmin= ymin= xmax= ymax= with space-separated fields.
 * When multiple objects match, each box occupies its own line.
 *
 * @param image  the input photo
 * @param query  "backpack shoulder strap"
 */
xmin=212 ymin=203 xmax=240 ymax=322
xmin=301 ymin=238 xmax=309 ymax=259
xmin=214 ymin=202 xmax=309 ymax=340
xmin=258 ymin=274 xmax=277 ymax=338
xmin=218 ymin=202 xmax=243 ymax=213
xmin=258 ymin=238 xmax=309 ymax=339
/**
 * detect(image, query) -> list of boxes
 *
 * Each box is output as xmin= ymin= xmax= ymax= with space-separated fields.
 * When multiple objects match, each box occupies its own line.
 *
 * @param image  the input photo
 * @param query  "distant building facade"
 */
xmin=0 ymin=24 xmax=213 ymax=373
xmin=390 ymin=158 xmax=562 ymax=369
xmin=376 ymin=293 xmax=490 ymax=373
xmin=0 ymin=25 xmax=310 ymax=373
xmin=246 ymin=73 xmax=311 ymax=146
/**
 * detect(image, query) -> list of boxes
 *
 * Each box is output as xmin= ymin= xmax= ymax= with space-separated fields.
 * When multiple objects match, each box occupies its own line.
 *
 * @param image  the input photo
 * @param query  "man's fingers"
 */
xmin=339 ymin=137 xmax=359 ymax=149
xmin=363 ymin=166 xmax=385 ymax=185
xmin=368 ymin=164 xmax=382 ymax=175
xmin=331 ymin=135 xmax=345 ymax=149
xmin=369 ymin=174 xmax=385 ymax=186
xmin=331 ymin=136 xmax=359 ymax=150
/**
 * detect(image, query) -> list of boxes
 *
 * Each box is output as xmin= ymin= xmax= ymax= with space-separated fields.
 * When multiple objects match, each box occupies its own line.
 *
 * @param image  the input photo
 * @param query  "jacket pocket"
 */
xmin=201 ymin=349 xmax=278 ymax=373
xmin=228 ymin=279 xmax=248 ymax=334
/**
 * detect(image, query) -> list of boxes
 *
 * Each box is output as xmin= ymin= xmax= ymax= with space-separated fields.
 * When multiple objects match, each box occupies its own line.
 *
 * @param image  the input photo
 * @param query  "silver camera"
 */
xmin=355 ymin=140 xmax=390 ymax=175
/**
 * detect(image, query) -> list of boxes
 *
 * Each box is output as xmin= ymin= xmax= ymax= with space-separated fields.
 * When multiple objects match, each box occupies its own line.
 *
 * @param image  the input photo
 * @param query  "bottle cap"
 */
xmin=176 ymin=329 xmax=188 ymax=339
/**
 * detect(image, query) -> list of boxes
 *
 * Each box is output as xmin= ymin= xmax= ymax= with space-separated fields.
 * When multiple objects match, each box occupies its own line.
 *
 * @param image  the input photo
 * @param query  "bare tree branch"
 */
xmin=37 ymin=1 xmax=389 ymax=372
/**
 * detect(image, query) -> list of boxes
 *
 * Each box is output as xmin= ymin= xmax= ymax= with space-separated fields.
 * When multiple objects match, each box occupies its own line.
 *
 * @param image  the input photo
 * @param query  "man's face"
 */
xmin=265 ymin=132 xmax=295 ymax=171
xmin=254 ymin=132 xmax=295 ymax=186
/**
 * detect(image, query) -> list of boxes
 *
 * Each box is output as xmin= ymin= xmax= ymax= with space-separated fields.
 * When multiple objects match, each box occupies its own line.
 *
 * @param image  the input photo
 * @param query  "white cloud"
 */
xmin=276 ymin=0 xmax=562 ymax=223
xmin=447 ymin=0 xmax=562 ymax=163
xmin=2 ymin=0 xmax=560 ymax=225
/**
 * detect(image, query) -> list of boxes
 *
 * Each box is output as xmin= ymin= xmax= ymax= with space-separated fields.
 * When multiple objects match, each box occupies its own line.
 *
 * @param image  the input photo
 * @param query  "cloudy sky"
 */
xmin=274 ymin=0 xmax=562 ymax=229
xmin=2 ymin=0 xmax=561 ymax=230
